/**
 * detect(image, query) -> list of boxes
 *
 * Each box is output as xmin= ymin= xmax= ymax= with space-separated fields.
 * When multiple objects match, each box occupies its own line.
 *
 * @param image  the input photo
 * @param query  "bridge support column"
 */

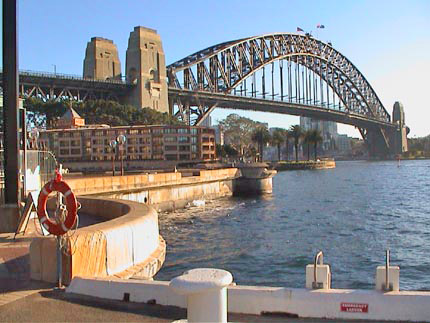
xmin=125 ymin=26 xmax=168 ymax=113
xmin=366 ymin=129 xmax=390 ymax=158
xmin=390 ymin=101 xmax=408 ymax=155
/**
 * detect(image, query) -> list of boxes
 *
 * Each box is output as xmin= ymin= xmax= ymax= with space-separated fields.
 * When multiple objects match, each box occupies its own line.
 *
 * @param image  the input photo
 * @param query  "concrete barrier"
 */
xmin=30 ymin=197 xmax=165 ymax=284
xmin=67 ymin=277 xmax=430 ymax=322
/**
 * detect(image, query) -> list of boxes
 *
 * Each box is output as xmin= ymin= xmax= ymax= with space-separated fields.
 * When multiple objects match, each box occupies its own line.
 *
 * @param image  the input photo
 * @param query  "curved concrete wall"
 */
xmin=30 ymin=197 xmax=165 ymax=284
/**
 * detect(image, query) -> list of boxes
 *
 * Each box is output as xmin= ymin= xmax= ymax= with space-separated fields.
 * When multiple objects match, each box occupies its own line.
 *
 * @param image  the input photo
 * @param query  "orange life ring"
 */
xmin=37 ymin=180 xmax=77 ymax=236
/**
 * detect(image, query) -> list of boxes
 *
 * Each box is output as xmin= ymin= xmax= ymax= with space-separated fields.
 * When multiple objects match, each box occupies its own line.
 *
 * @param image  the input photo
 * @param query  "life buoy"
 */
xmin=37 ymin=179 xmax=77 ymax=236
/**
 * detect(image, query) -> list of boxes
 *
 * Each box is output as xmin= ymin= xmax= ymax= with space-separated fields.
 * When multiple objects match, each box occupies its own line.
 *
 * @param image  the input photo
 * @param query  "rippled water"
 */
xmin=155 ymin=160 xmax=430 ymax=290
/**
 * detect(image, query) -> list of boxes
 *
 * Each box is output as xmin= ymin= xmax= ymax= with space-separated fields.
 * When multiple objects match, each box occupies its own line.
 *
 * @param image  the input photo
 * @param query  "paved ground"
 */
xmin=0 ymin=230 xmax=35 ymax=294
xmin=0 ymin=289 xmax=376 ymax=323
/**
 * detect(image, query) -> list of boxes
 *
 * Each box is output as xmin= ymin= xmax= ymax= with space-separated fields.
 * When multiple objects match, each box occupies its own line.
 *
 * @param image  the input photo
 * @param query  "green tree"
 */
xmin=309 ymin=129 xmax=323 ymax=160
xmin=218 ymin=114 xmax=263 ymax=157
xmin=216 ymin=144 xmax=239 ymax=159
xmin=251 ymin=126 xmax=271 ymax=162
xmin=271 ymin=128 xmax=285 ymax=161
xmin=303 ymin=130 xmax=313 ymax=161
xmin=289 ymin=125 xmax=303 ymax=162
xmin=285 ymin=131 xmax=290 ymax=161
xmin=23 ymin=98 xmax=181 ymax=128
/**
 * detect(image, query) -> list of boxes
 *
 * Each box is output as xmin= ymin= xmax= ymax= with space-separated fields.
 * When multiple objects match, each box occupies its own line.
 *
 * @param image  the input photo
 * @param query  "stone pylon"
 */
xmin=83 ymin=37 xmax=121 ymax=80
xmin=125 ymin=26 xmax=168 ymax=113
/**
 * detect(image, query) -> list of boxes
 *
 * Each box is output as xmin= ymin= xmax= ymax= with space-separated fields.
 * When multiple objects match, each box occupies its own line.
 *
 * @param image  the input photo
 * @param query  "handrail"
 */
xmin=385 ymin=249 xmax=390 ymax=291
xmin=314 ymin=250 xmax=324 ymax=287
xmin=0 ymin=68 xmax=129 ymax=85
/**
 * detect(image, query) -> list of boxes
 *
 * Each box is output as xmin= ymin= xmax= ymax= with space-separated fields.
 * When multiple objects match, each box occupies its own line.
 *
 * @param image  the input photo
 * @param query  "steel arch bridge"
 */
xmin=167 ymin=33 xmax=400 ymax=155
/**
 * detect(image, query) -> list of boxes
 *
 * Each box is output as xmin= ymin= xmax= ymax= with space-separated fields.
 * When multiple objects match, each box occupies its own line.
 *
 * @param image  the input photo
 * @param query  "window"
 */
xmin=163 ymin=128 xmax=177 ymax=134
xmin=179 ymin=145 xmax=190 ymax=152
xmin=71 ymin=148 xmax=81 ymax=155
xmin=164 ymin=136 xmax=177 ymax=143
xmin=191 ymin=128 xmax=198 ymax=135
xmin=165 ymin=154 xmax=178 ymax=161
xmin=178 ymin=136 xmax=190 ymax=143
xmin=191 ymin=136 xmax=198 ymax=144
xmin=60 ymin=149 xmax=69 ymax=155
xmin=179 ymin=154 xmax=190 ymax=160
xmin=152 ymin=128 xmax=162 ymax=134
xmin=178 ymin=128 xmax=189 ymax=134
xmin=165 ymin=145 xmax=177 ymax=151
xmin=191 ymin=145 xmax=198 ymax=152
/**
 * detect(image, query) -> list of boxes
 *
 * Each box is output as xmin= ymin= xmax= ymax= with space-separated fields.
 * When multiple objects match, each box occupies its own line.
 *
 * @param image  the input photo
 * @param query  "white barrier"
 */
xmin=170 ymin=268 xmax=233 ymax=323
xmin=67 ymin=277 xmax=430 ymax=322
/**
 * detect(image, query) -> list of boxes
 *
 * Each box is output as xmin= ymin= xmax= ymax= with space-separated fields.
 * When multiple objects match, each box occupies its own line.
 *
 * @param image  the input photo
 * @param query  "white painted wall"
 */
xmin=67 ymin=277 xmax=430 ymax=322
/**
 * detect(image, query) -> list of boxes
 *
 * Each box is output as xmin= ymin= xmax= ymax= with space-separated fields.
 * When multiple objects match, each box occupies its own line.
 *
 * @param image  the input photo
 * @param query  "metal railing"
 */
xmin=0 ymin=149 xmax=57 ymax=204
xmin=0 ymin=68 xmax=128 ymax=85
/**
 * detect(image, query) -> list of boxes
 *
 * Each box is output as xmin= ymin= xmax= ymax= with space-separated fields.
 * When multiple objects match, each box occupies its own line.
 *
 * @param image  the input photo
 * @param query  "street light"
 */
xmin=117 ymin=134 xmax=127 ymax=176
xmin=109 ymin=139 xmax=117 ymax=176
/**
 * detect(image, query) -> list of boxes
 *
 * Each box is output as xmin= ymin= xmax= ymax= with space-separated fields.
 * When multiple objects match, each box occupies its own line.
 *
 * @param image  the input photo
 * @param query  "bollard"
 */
xmin=170 ymin=268 xmax=233 ymax=323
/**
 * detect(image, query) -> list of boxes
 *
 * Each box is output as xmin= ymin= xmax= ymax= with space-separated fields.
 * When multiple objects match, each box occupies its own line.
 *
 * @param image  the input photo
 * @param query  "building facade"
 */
xmin=300 ymin=116 xmax=338 ymax=151
xmin=39 ymin=124 xmax=216 ymax=172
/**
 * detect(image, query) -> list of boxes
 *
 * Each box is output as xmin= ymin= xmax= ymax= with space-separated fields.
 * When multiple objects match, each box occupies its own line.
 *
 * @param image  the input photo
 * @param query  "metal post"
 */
xmin=112 ymin=154 xmax=115 ymax=176
xmin=120 ymin=149 xmax=124 ymax=176
xmin=385 ymin=249 xmax=390 ymax=291
xmin=280 ymin=60 xmax=284 ymax=100
xmin=56 ymin=235 xmax=62 ymax=288
xmin=262 ymin=66 xmax=265 ymax=98
xmin=3 ymin=0 xmax=20 ymax=206
xmin=20 ymin=108 xmax=26 ymax=201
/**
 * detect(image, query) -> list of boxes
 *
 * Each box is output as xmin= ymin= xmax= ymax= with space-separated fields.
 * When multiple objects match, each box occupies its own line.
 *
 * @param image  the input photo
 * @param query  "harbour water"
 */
xmin=155 ymin=160 xmax=430 ymax=291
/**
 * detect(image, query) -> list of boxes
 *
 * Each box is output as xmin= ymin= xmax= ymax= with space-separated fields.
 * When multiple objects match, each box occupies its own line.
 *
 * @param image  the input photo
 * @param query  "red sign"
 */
xmin=340 ymin=302 xmax=369 ymax=313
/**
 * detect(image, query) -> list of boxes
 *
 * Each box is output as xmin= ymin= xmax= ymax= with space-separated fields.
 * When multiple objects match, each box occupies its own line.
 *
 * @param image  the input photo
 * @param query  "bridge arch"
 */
xmin=167 ymin=33 xmax=391 ymax=129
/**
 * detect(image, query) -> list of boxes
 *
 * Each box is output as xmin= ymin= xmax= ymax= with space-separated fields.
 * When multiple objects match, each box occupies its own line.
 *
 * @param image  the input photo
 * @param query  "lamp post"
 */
xmin=109 ymin=139 xmax=117 ymax=176
xmin=117 ymin=134 xmax=126 ymax=176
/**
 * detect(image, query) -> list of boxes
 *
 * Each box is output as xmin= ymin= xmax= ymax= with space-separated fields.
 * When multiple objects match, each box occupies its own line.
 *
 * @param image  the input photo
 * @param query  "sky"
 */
xmin=3 ymin=0 xmax=430 ymax=137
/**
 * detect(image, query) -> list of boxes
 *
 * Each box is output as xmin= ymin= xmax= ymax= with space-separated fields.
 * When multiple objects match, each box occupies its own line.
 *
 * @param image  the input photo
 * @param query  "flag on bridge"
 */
xmin=317 ymin=24 xmax=325 ymax=29
xmin=297 ymin=27 xmax=304 ymax=32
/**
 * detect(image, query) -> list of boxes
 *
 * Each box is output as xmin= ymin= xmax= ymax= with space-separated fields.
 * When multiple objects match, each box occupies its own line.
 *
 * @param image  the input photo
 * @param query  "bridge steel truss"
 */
xmin=167 ymin=33 xmax=396 ymax=154
xmin=0 ymin=70 xmax=132 ymax=102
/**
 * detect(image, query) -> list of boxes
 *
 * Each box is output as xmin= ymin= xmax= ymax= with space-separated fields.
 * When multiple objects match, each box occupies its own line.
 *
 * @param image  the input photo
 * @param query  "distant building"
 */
xmin=38 ymin=109 xmax=216 ymax=172
xmin=200 ymin=114 xmax=212 ymax=127
xmin=300 ymin=116 xmax=338 ymax=151
xmin=334 ymin=134 xmax=352 ymax=154
xmin=213 ymin=125 xmax=224 ymax=146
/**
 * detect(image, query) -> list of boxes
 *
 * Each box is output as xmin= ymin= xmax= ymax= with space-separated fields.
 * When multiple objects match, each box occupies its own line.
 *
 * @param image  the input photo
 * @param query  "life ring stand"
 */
xmin=37 ymin=172 xmax=77 ymax=236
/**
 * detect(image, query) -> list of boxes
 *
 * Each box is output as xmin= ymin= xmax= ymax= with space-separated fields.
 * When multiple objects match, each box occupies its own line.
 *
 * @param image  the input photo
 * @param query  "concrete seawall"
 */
xmin=65 ymin=168 xmax=240 ymax=212
xmin=30 ymin=197 xmax=165 ymax=284
xmin=274 ymin=159 xmax=336 ymax=171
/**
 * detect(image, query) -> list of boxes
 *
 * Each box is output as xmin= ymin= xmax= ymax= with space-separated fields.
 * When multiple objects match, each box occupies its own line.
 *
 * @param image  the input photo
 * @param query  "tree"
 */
xmin=23 ymin=98 xmax=182 ymax=128
xmin=289 ymin=125 xmax=303 ymax=162
xmin=285 ymin=131 xmax=290 ymax=161
xmin=303 ymin=130 xmax=313 ymax=161
xmin=309 ymin=129 xmax=323 ymax=160
xmin=218 ymin=114 xmax=264 ymax=158
xmin=251 ymin=127 xmax=271 ymax=162
xmin=271 ymin=128 xmax=285 ymax=161
xmin=216 ymin=143 xmax=238 ymax=159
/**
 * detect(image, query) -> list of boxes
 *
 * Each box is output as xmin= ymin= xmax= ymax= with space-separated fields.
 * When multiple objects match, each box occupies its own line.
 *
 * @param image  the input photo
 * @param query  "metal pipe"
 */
xmin=3 ymin=0 xmax=20 ymax=205
xmin=280 ymin=60 xmax=284 ymax=101
xmin=386 ymin=249 xmax=390 ymax=291
xmin=314 ymin=251 xmax=324 ymax=286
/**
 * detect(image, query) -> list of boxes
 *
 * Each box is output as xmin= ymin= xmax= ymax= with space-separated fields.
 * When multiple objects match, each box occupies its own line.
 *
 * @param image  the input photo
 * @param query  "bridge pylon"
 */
xmin=125 ymin=26 xmax=169 ymax=113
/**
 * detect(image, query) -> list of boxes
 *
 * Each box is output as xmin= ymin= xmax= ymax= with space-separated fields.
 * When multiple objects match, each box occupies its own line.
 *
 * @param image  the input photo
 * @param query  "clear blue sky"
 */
xmin=5 ymin=0 xmax=430 ymax=136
